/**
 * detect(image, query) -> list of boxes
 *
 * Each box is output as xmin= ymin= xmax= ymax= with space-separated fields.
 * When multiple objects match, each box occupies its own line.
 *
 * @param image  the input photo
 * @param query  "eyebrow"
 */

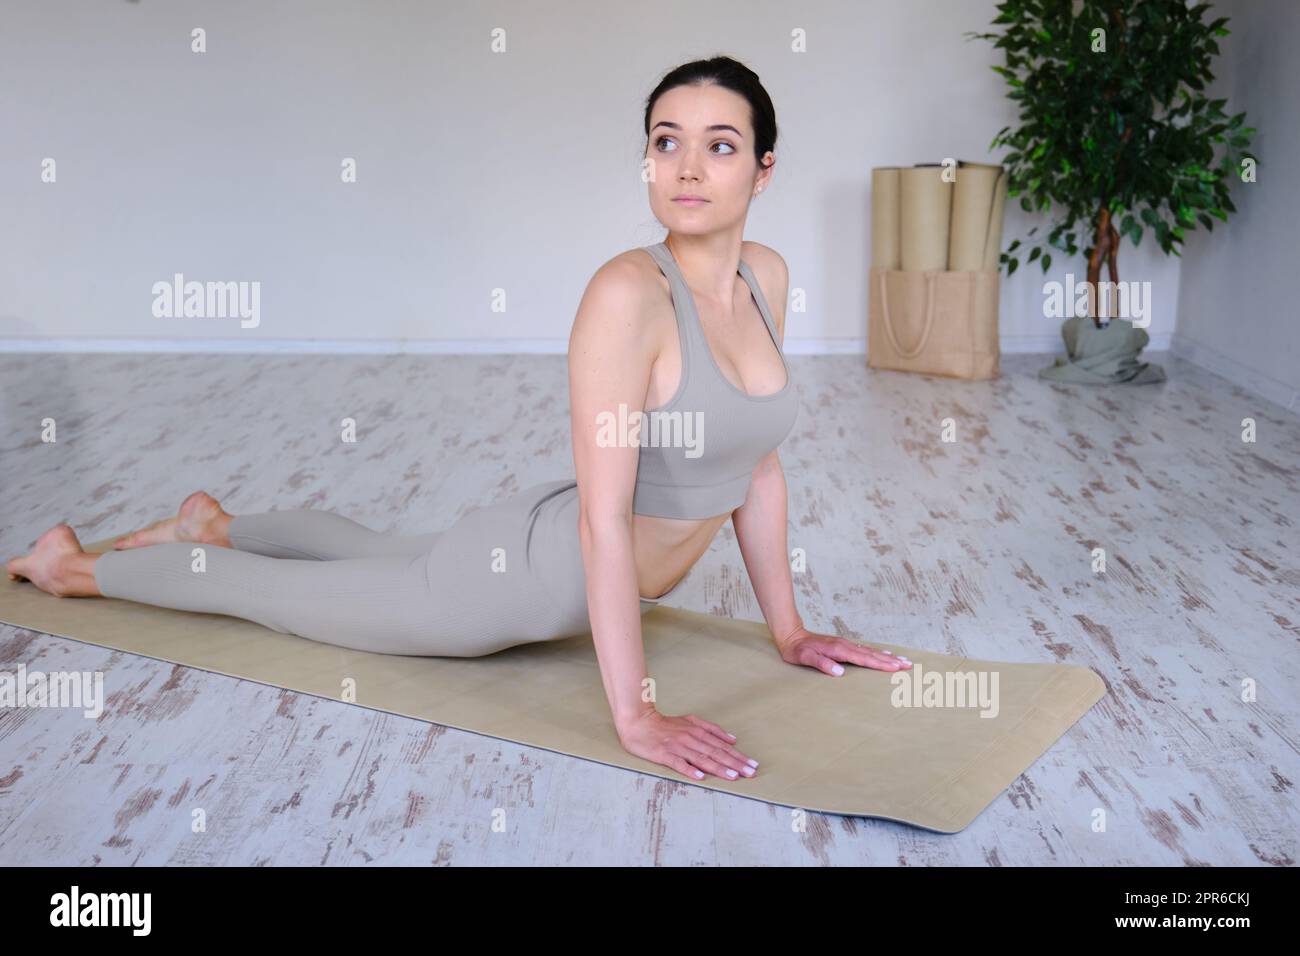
xmin=650 ymin=121 xmax=744 ymax=138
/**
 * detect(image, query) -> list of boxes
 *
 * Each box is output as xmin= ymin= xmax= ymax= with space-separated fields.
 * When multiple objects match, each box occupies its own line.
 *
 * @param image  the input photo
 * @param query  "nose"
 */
xmin=676 ymin=144 xmax=705 ymax=182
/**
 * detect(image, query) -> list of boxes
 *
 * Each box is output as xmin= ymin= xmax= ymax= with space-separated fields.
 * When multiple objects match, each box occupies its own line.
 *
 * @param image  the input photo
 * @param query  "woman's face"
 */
xmin=645 ymin=83 xmax=772 ymax=236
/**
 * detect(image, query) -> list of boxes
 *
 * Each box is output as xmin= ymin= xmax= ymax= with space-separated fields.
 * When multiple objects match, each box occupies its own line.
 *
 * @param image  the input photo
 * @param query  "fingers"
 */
xmin=668 ymin=753 xmax=707 ymax=780
xmin=849 ymin=646 xmax=912 ymax=671
xmin=673 ymin=738 xmax=753 ymax=781
xmin=787 ymin=639 xmax=852 ymax=676
xmin=682 ymin=715 xmax=758 ymax=776
xmin=800 ymin=639 xmax=913 ymax=676
xmin=683 ymin=713 xmax=736 ymax=743
xmin=867 ymin=647 xmax=913 ymax=670
xmin=810 ymin=653 xmax=848 ymax=677
xmin=686 ymin=728 xmax=757 ymax=777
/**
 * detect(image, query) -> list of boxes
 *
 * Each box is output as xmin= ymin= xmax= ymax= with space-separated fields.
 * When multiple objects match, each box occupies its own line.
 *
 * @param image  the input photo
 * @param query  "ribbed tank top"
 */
xmin=631 ymin=241 xmax=799 ymax=519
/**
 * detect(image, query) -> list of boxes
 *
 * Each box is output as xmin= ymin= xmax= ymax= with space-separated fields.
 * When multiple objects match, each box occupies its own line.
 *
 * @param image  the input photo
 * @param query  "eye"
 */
xmin=653 ymin=136 xmax=737 ymax=155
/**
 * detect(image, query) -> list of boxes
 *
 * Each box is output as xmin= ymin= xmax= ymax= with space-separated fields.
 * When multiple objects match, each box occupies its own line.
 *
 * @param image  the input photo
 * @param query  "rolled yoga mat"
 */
xmin=948 ymin=164 xmax=1004 ymax=271
xmin=983 ymin=168 xmax=1009 ymax=270
xmin=0 ymin=533 xmax=1105 ymax=833
xmin=952 ymin=160 xmax=1009 ymax=269
xmin=870 ymin=167 xmax=902 ymax=270
xmin=899 ymin=165 xmax=953 ymax=271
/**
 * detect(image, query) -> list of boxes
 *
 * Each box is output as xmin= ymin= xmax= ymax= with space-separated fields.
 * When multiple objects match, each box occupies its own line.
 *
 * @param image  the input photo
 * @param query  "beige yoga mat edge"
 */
xmin=0 ymin=535 xmax=1107 ymax=833
xmin=905 ymin=665 xmax=1105 ymax=831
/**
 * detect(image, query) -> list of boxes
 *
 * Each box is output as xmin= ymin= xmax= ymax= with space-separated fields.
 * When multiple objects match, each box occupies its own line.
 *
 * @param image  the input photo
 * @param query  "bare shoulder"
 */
xmin=569 ymin=246 xmax=664 ymax=350
xmin=741 ymin=241 xmax=789 ymax=337
xmin=741 ymin=240 xmax=788 ymax=278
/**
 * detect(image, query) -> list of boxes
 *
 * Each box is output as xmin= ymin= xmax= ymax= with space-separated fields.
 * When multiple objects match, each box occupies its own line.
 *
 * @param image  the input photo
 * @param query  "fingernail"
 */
xmin=882 ymin=650 xmax=894 ymax=655
xmin=747 ymin=759 xmax=759 ymax=768
xmin=831 ymin=663 xmax=845 ymax=676
xmin=741 ymin=766 xmax=755 ymax=776
xmin=725 ymin=769 xmax=738 ymax=779
xmin=726 ymin=732 xmax=736 ymax=739
xmin=694 ymin=770 xmax=704 ymax=778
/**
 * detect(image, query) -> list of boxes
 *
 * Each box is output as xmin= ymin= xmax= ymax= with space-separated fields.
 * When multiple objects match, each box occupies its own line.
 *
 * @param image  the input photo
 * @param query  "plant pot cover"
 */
xmin=1039 ymin=315 xmax=1166 ymax=385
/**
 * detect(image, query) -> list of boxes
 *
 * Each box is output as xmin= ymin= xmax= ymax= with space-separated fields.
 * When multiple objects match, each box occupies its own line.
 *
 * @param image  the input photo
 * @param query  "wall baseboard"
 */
xmin=12 ymin=331 xmax=1296 ymax=415
xmin=1169 ymin=332 xmax=1299 ymax=414
xmin=0 ymin=332 xmax=1172 ymax=355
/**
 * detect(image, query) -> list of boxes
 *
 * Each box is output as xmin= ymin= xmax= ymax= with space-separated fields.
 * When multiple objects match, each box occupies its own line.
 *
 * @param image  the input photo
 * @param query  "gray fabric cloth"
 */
xmin=1039 ymin=316 xmax=1167 ymax=385
xmin=94 ymin=480 xmax=683 ymax=657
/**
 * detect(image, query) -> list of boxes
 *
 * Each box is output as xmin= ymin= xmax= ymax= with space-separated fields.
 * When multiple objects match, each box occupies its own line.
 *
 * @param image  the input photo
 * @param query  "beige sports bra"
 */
xmin=632 ymin=241 xmax=798 ymax=520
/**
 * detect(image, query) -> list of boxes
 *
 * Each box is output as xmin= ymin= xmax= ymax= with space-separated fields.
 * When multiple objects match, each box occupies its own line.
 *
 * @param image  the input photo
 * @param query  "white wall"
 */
xmin=0 ymin=0 xmax=1256 ymax=361
xmin=1172 ymin=0 xmax=1299 ymax=411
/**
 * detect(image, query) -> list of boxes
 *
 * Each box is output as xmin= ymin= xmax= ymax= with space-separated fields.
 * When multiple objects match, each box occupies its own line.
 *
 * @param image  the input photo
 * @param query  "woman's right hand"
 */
xmin=616 ymin=710 xmax=759 ymax=781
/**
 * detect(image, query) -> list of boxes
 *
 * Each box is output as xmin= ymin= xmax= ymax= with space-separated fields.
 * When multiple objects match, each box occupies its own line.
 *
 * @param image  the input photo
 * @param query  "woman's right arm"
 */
xmin=567 ymin=258 xmax=758 ymax=782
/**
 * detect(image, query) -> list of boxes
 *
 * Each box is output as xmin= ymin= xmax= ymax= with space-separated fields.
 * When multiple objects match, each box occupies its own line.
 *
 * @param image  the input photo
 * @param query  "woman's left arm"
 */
xmin=732 ymin=452 xmax=803 ymax=648
xmin=733 ymin=461 xmax=911 ymax=676
xmin=730 ymin=243 xmax=910 ymax=676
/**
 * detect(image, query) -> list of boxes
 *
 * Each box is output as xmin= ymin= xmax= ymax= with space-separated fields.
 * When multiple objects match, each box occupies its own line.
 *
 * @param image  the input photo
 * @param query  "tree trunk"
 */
xmin=1086 ymin=205 xmax=1115 ymax=328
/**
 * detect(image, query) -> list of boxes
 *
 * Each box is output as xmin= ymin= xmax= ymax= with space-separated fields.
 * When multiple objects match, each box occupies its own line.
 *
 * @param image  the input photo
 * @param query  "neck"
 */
xmin=664 ymin=232 xmax=746 ymax=306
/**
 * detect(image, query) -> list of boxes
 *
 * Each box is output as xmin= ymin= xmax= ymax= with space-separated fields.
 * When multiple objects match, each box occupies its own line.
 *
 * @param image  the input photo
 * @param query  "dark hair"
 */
xmin=643 ymin=56 xmax=777 ymax=171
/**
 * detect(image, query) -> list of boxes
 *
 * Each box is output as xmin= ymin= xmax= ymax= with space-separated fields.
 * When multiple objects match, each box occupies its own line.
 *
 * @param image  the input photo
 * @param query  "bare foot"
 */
xmin=113 ymin=490 xmax=232 ymax=550
xmin=5 ymin=523 xmax=97 ymax=596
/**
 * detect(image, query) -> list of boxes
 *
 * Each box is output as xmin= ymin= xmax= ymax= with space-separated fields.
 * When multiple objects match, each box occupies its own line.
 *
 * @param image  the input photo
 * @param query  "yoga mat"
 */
xmin=900 ymin=165 xmax=952 ymax=271
xmin=870 ymin=167 xmax=902 ymax=270
xmin=983 ymin=169 xmax=1009 ymax=270
xmin=0 ymin=534 xmax=1105 ymax=833
xmin=948 ymin=164 xmax=1003 ymax=271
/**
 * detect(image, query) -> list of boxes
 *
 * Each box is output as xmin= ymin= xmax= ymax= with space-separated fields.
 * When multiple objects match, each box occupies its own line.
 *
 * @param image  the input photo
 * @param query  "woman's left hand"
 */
xmin=774 ymin=626 xmax=912 ymax=677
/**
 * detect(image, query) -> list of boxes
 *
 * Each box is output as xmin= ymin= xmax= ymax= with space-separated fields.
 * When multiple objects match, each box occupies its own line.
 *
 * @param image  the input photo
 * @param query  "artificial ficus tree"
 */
xmin=970 ymin=0 xmax=1257 ymax=327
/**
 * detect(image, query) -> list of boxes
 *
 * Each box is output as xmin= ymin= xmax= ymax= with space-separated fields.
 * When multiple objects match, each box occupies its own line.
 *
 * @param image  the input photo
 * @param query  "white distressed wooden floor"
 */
xmin=0 ymin=351 xmax=1296 ymax=865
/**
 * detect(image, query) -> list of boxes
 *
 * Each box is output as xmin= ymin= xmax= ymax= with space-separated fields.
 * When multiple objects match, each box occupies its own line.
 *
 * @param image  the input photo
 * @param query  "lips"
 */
xmin=673 ymin=196 xmax=709 ymax=203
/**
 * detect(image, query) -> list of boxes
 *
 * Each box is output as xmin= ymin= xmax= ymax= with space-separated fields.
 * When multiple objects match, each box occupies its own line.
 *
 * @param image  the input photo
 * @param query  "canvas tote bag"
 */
xmin=868 ymin=266 xmax=1001 ymax=380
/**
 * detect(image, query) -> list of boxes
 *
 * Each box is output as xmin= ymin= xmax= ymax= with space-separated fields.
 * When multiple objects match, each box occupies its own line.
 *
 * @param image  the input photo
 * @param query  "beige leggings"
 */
xmin=94 ymin=480 xmax=678 ymax=657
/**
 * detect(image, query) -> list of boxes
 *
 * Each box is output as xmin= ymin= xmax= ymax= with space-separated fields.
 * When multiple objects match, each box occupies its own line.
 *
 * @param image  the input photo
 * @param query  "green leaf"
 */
xmin=968 ymin=0 xmax=1249 ymax=267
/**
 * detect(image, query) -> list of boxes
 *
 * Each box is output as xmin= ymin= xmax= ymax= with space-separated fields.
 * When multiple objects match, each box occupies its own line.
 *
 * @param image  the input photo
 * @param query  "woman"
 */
xmin=6 ymin=56 xmax=911 ymax=783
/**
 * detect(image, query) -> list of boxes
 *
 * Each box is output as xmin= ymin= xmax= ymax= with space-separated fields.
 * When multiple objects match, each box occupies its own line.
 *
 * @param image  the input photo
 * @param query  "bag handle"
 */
xmin=879 ymin=270 xmax=938 ymax=359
